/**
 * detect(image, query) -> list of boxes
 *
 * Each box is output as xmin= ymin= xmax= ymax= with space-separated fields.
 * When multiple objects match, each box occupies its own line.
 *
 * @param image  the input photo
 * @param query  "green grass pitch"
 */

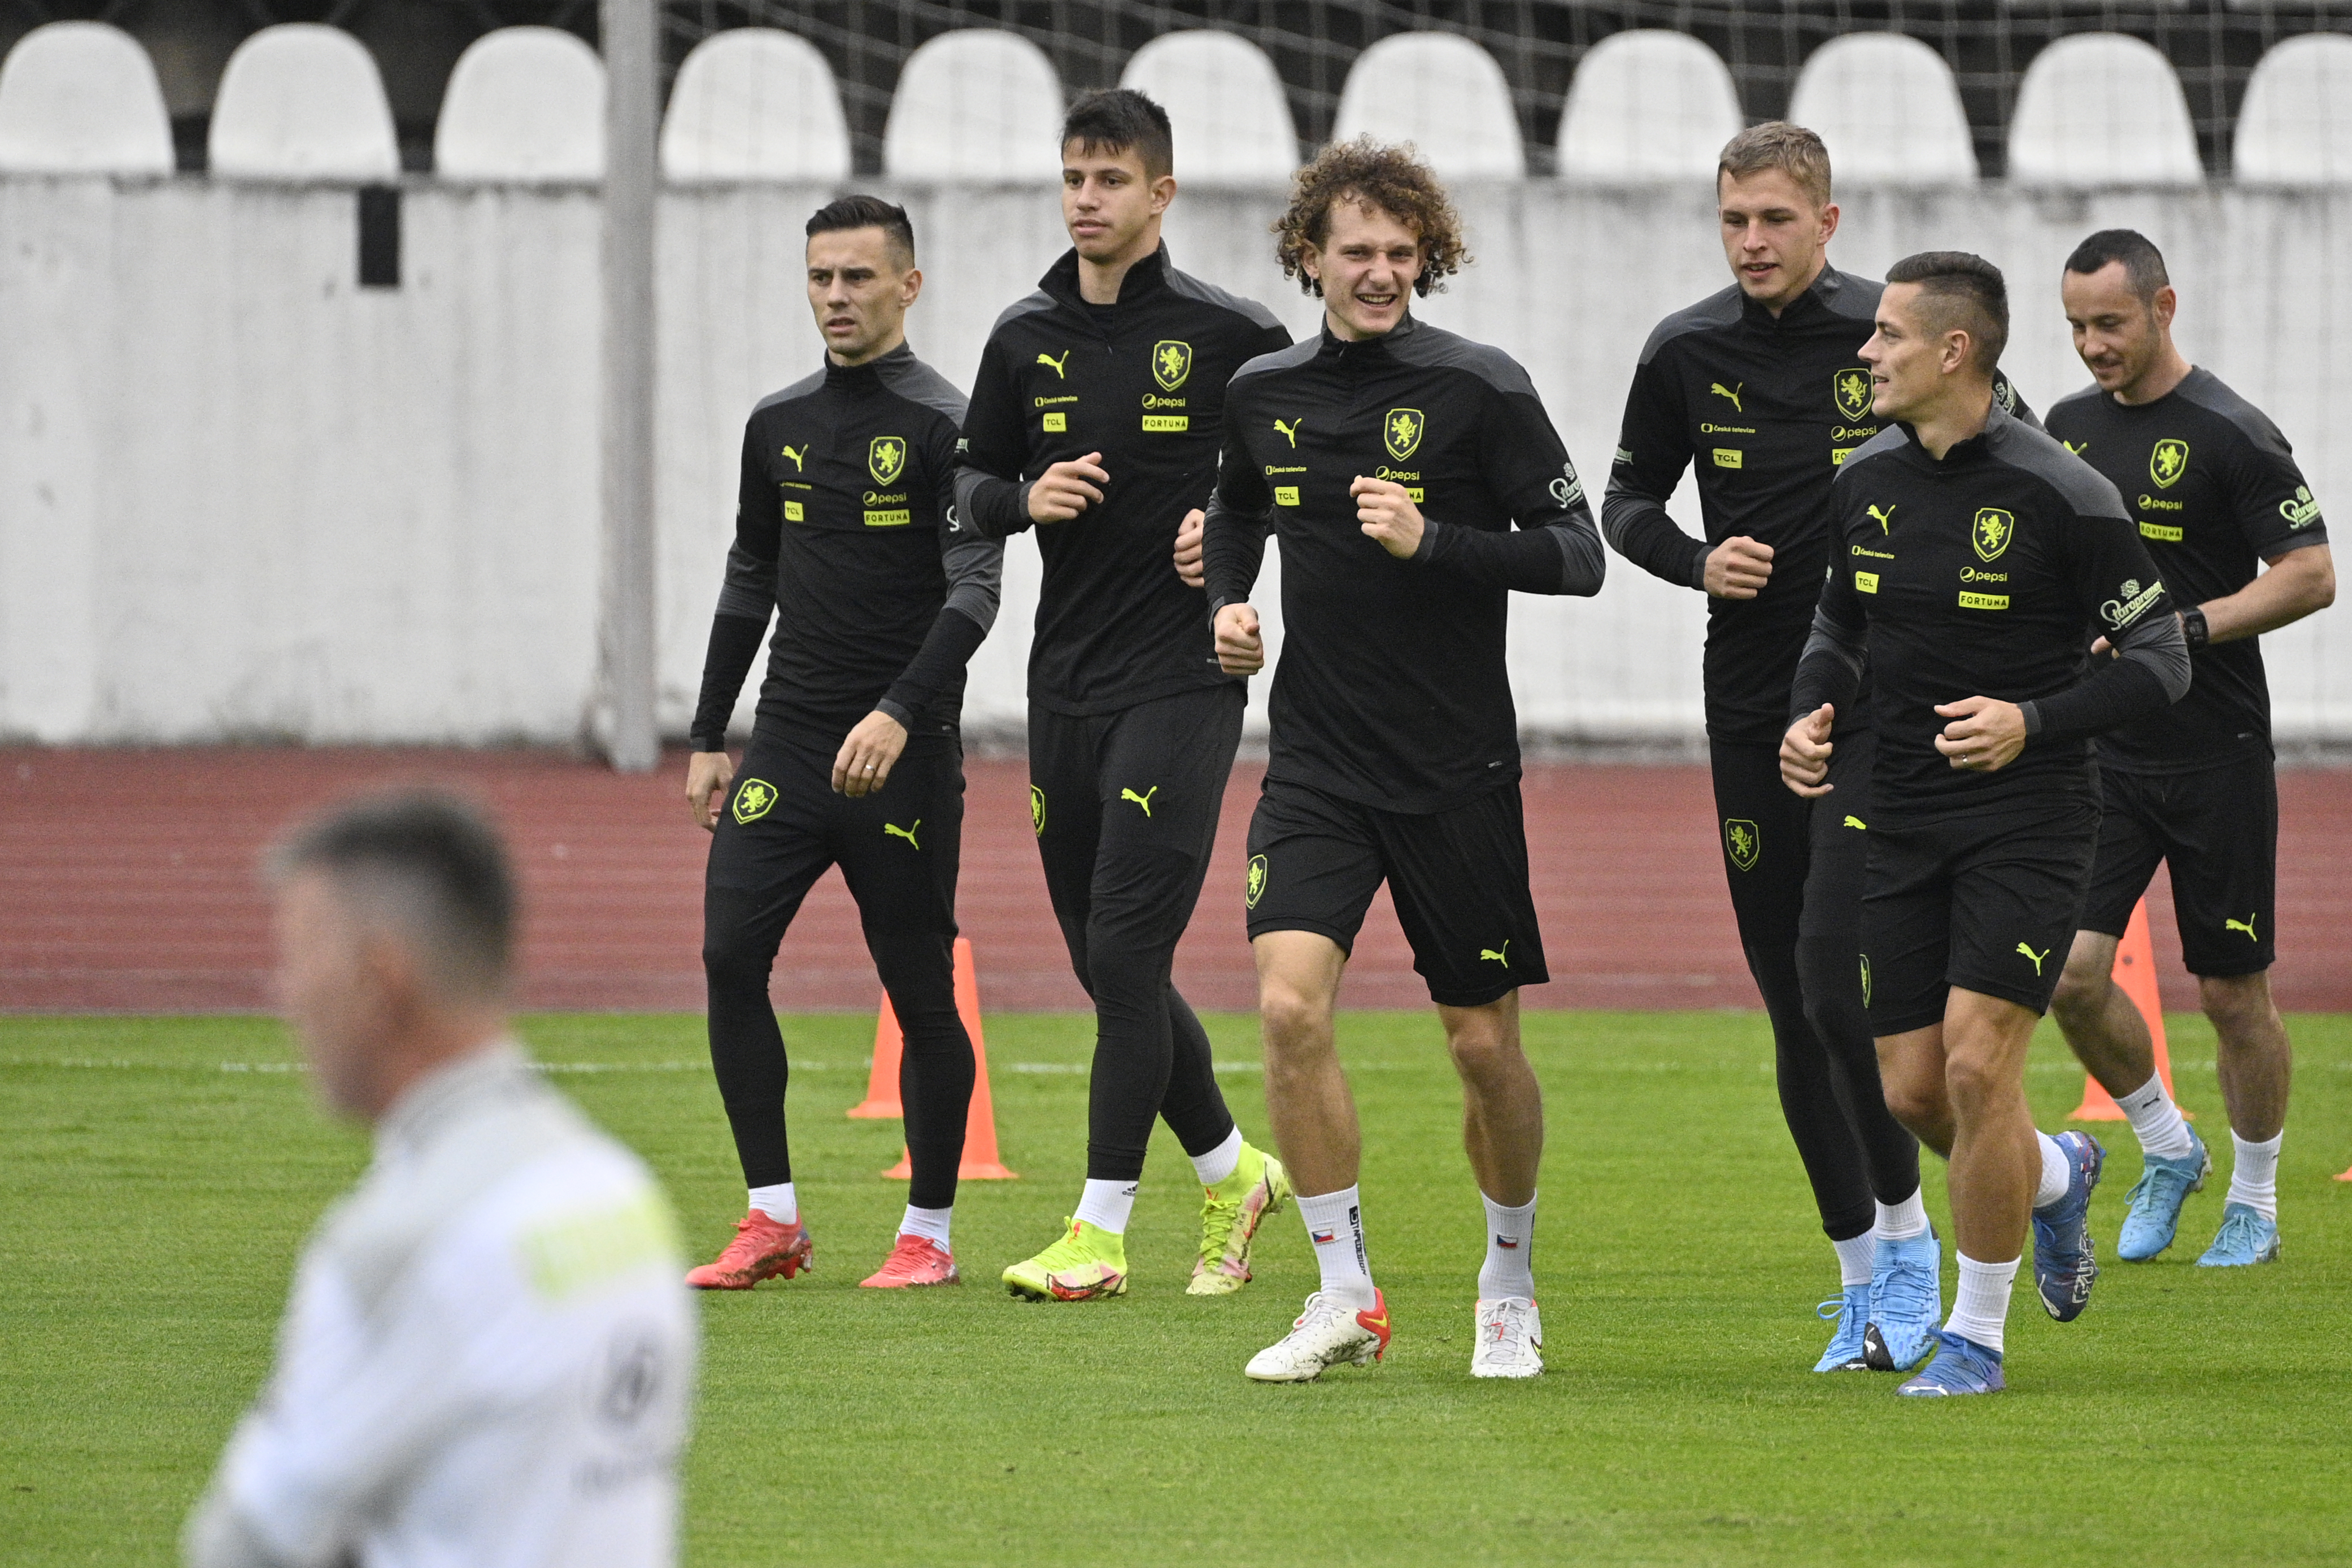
xmin=5 ymin=1009 xmax=2350 ymax=1566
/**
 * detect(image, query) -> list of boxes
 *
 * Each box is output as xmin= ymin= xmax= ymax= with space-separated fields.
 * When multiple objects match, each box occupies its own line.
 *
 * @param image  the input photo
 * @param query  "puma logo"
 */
xmin=1120 ymin=786 xmax=1158 ymax=816
xmin=1036 ymin=350 xmax=1071 ymax=378
xmin=1867 ymin=504 xmax=1896 ymax=533
xmin=883 ymin=820 xmax=921 ymax=850
xmin=1480 ymin=940 xmax=1510 ymax=966
xmin=781 ymin=445 xmax=807 ymax=472
xmin=2016 ymin=942 xmax=2051 ymax=975
xmin=1843 ymin=815 xmax=1867 ymax=830
xmin=2226 ymin=913 xmax=2259 ymax=940
xmin=1274 ymin=417 xmax=1301 ymax=447
xmin=1709 ymin=382 xmax=1743 ymax=413
xmin=2064 ymin=440 xmax=2089 ymax=456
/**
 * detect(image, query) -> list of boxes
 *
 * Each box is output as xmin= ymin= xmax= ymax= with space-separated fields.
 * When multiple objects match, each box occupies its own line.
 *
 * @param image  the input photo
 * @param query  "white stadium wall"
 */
xmin=3 ymin=176 xmax=2350 ymax=747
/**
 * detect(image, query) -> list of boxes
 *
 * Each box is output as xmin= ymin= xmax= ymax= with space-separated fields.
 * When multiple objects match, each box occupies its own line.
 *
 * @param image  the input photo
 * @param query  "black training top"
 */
xmin=1201 ymin=314 xmax=1606 ymax=815
xmin=690 ymin=345 xmax=1002 ymax=751
xmin=1605 ymin=265 xmax=2031 ymax=747
xmin=955 ymin=245 xmax=1292 ymax=717
xmin=1792 ymin=403 xmax=2188 ymax=820
xmin=2044 ymin=367 xmax=2328 ymax=775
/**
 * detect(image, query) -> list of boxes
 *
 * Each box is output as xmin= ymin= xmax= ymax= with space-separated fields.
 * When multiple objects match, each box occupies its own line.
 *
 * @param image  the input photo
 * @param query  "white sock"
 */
xmin=748 ymin=1182 xmax=798 ymax=1223
xmin=1946 ymin=1253 xmax=2019 ymax=1353
xmin=2115 ymin=1073 xmax=2196 ymax=1161
xmin=2226 ymin=1131 xmax=2283 ymax=1221
xmin=1831 ymin=1231 xmax=1876 ymax=1290
xmin=1478 ymin=1192 xmax=1537 ymax=1300
xmin=2033 ymin=1132 xmax=2072 ymax=1210
xmin=899 ymin=1204 xmax=952 ymax=1248
xmin=1190 ymin=1127 xmax=1244 ymax=1188
xmin=1875 ymin=1188 xmax=1929 ymax=1242
xmin=1074 ymin=1178 xmax=1138 ymax=1235
xmin=1296 ymin=1186 xmax=1376 ymax=1309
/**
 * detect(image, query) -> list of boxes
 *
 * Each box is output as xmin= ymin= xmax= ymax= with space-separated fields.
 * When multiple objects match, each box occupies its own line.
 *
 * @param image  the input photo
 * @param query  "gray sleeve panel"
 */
xmin=751 ymin=367 xmax=828 ymax=415
xmin=1386 ymin=319 xmax=1541 ymax=398
xmin=716 ymin=541 xmax=773 ymax=621
xmin=1635 ymin=286 xmax=1744 ymax=366
xmin=1552 ymin=519 xmax=1609 ymax=594
xmin=1813 ymin=265 xmax=1883 ymax=322
xmin=1800 ymin=598 xmax=1868 ymax=678
xmin=987 ymin=289 xmax=1059 ymax=336
xmin=1162 ymin=264 xmax=1287 ymax=332
xmin=2172 ymin=367 xmax=2301 ymax=463
xmin=939 ymin=532 xmax=1003 ymax=634
xmin=1987 ymin=410 xmax=2132 ymax=521
xmin=2113 ymin=599 xmax=2193 ymax=702
xmin=2045 ymin=383 xmax=2105 ymax=424
xmin=877 ymin=354 xmax=969 ymax=425
xmin=1833 ymin=424 xmax=1913 ymax=477
xmin=1231 ymin=334 xmax=1322 ymax=387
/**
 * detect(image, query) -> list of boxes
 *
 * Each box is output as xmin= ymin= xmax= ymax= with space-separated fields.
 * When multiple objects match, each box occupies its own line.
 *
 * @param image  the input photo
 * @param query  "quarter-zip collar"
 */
xmin=1040 ymin=243 xmax=1173 ymax=315
xmin=1894 ymin=399 xmax=2014 ymax=470
xmin=824 ymin=340 xmax=915 ymax=394
xmin=1740 ymin=263 xmax=1856 ymax=332
xmin=1316 ymin=309 xmax=1421 ymax=363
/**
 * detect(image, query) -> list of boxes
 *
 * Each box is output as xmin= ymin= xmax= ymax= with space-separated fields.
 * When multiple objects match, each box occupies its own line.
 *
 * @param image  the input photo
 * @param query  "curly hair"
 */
xmin=1273 ymin=137 xmax=1468 ymax=298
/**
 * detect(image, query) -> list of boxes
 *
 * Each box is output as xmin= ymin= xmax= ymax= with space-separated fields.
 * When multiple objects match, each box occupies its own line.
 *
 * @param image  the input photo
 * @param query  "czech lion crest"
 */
xmin=868 ymin=435 xmax=907 ymax=486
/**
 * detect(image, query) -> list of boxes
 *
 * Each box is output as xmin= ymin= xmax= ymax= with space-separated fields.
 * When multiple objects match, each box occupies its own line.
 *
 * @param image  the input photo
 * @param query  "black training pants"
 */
xmin=1030 ymin=684 xmax=1244 ymax=1182
xmin=704 ymin=729 xmax=975 ymax=1210
xmin=1712 ymin=734 xmax=1919 ymax=1241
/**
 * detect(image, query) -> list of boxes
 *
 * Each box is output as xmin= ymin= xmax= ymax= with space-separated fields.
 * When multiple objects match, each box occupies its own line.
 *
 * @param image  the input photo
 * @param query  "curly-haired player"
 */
xmin=1192 ymin=138 xmax=1606 ymax=1381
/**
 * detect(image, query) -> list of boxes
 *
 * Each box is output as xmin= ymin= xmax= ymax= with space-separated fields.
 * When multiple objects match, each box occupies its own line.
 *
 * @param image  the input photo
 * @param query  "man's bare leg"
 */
xmin=1443 ymin=992 xmax=1541 ymax=1206
xmin=2049 ymin=931 xmax=2155 ymax=1094
xmin=1255 ymin=931 xmax=1357 ymax=1194
xmin=2201 ymin=971 xmax=2290 ymax=1252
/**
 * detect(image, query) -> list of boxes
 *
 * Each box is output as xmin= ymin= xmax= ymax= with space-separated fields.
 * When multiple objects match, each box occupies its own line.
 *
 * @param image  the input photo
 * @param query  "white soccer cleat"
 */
xmin=1470 ymin=1296 xmax=1543 ymax=1379
xmin=1243 ymin=1289 xmax=1391 ymax=1383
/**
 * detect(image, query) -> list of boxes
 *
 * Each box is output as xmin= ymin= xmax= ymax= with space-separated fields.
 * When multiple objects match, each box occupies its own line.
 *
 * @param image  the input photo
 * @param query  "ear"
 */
xmin=1149 ymin=173 xmax=1177 ymax=216
xmin=901 ymin=266 xmax=924 ymax=307
xmin=1943 ymin=328 xmax=1974 ymax=376
xmin=2151 ymin=284 xmax=2177 ymax=333
xmin=1817 ymin=202 xmax=1840 ymax=245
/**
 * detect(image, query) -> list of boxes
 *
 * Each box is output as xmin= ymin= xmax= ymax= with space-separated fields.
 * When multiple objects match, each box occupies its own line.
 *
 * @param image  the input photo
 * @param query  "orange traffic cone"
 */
xmin=2070 ymin=898 xmax=2188 ymax=1121
xmin=868 ymin=937 xmax=1017 ymax=1181
xmin=2336 ymin=1163 xmax=2352 ymax=1183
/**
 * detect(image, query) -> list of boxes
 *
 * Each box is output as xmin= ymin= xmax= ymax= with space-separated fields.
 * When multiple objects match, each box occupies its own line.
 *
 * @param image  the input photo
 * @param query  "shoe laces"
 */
xmin=1289 ymin=1291 xmax=1353 ymax=1334
xmin=1876 ymin=1247 xmax=1936 ymax=1322
xmin=1816 ymin=1293 xmax=1852 ymax=1322
xmin=2211 ymin=1207 xmax=2264 ymax=1253
xmin=1031 ymin=1217 xmax=1107 ymax=1273
xmin=717 ymin=1213 xmax=793 ymax=1265
xmin=1479 ymin=1297 xmax=1536 ymax=1346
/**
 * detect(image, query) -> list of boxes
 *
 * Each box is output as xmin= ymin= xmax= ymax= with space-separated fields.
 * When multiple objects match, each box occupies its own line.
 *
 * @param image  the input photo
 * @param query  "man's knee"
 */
xmin=2049 ymin=932 xmax=2118 ymax=1026
xmin=1941 ymin=1044 xmax=2017 ymax=1114
xmin=1256 ymin=934 xmax=1342 ymax=1053
xmin=1441 ymin=1004 xmax=1522 ymax=1083
xmin=702 ymin=918 xmax=773 ymax=994
xmin=1875 ymin=1040 xmax=1944 ymax=1130
xmin=2199 ymin=970 xmax=2277 ymax=1039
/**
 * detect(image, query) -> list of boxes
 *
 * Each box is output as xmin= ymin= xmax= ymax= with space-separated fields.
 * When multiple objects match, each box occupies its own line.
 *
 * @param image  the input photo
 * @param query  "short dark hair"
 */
xmin=806 ymin=194 xmax=916 ymax=270
xmin=1885 ymin=249 xmax=2009 ymax=371
xmin=1274 ymin=136 xmax=1469 ymax=298
xmin=269 ymin=791 xmax=516 ymax=1001
xmin=1061 ymin=88 xmax=1173 ymax=180
xmin=2064 ymin=228 xmax=2169 ymax=306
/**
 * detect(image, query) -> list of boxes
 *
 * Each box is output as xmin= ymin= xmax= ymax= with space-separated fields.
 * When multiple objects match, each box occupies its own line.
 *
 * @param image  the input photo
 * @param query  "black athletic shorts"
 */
xmin=1860 ymin=799 xmax=2098 ymax=1034
xmin=1244 ymin=774 xmax=1546 ymax=1008
xmin=706 ymin=726 xmax=962 ymax=938
xmin=2080 ymin=754 xmax=2277 ymax=977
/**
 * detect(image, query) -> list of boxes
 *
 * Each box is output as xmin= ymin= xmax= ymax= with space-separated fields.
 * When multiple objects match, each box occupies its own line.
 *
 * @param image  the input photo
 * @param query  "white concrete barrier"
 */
xmin=3 ymin=178 xmax=2349 ymax=746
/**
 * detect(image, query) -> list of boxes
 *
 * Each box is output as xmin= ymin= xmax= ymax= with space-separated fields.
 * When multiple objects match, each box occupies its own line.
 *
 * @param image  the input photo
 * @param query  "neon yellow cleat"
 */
xmin=1003 ymin=1217 xmax=1129 ymax=1301
xmin=1188 ymin=1143 xmax=1293 ymax=1296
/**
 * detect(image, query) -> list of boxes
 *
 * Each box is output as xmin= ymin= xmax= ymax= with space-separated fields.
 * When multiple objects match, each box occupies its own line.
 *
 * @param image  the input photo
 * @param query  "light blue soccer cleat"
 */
xmin=1813 ymin=1286 xmax=1871 ymax=1372
xmin=1863 ymin=1226 xmax=1942 ymax=1373
xmin=2196 ymin=1203 xmax=2281 ymax=1267
xmin=2032 ymin=1130 xmax=2105 ymax=1322
xmin=2117 ymin=1127 xmax=2210 ymax=1261
xmin=1896 ymin=1329 xmax=2005 ymax=1397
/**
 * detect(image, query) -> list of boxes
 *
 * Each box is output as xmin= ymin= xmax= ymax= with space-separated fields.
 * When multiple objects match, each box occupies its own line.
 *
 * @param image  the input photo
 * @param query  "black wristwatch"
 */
xmin=2180 ymin=604 xmax=2210 ymax=652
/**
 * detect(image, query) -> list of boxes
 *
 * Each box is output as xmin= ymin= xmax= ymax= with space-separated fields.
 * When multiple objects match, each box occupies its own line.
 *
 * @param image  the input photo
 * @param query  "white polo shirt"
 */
xmin=187 ymin=1044 xmax=696 ymax=1568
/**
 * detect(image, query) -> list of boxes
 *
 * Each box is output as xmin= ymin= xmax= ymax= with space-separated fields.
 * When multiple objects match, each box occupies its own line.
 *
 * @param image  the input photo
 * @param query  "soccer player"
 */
xmin=1605 ymin=125 xmax=2032 ymax=1373
xmin=956 ymin=90 xmax=1297 ymax=1301
xmin=2044 ymin=230 xmax=2334 ymax=1267
xmin=1201 ymin=138 xmax=1606 ymax=1381
xmin=1783 ymin=252 xmax=2189 ymax=1395
xmin=188 ymin=794 xmax=693 ymax=1568
xmin=682 ymin=196 xmax=1001 ymax=1291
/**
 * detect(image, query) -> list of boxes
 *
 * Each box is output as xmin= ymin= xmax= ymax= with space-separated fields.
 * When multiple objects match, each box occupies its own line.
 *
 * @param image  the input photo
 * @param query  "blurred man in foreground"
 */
xmin=186 ymin=792 xmax=694 ymax=1568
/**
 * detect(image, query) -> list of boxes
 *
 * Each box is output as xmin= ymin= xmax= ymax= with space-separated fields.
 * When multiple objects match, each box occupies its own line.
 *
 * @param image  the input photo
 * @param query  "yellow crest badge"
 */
xmin=1245 ymin=853 xmax=1269 ymax=909
xmin=868 ymin=435 xmax=907 ymax=486
xmin=2150 ymin=438 xmax=2189 ymax=489
xmin=1152 ymin=339 xmax=1192 ymax=392
xmin=731 ymin=778 xmax=778 ymax=825
xmin=1029 ymin=784 xmax=1046 ymax=837
xmin=1384 ymin=408 xmax=1424 ymax=461
xmin=1972 ymin=507 xmax=2015 ymax=563
xmin=1833 ymin=367 xmax=1873 ymax=421
xmin=1724 ymin=818 xmax=1760 ymax=872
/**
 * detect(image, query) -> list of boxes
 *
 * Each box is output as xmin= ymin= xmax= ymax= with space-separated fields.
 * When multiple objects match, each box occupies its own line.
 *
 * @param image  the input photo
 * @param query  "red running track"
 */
xmin=5 ymin=746 xmax=2349 ymax=1013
